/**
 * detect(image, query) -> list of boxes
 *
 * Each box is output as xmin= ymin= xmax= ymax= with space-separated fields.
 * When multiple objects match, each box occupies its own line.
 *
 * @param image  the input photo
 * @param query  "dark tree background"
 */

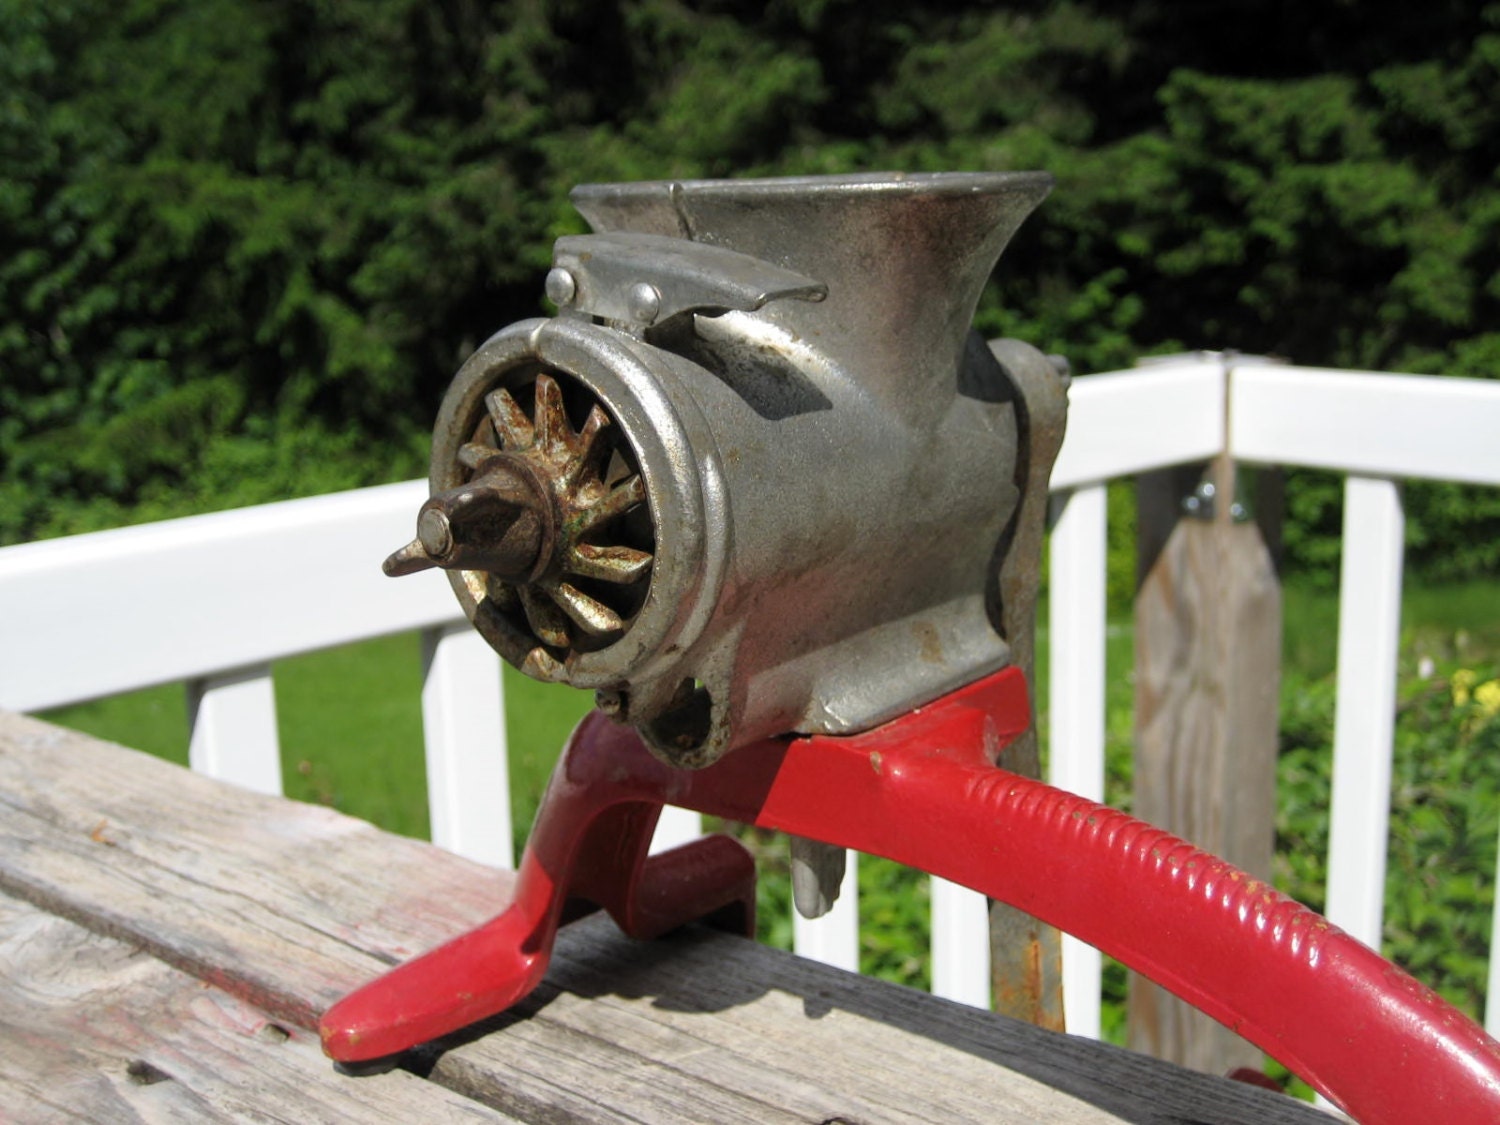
xmin=3 ymin=0 xmax=1498 ymax=582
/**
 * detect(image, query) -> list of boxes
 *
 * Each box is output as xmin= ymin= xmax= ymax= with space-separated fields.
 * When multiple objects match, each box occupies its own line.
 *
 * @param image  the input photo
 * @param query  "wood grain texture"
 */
xmin=0 ymin=892 xmax=521 ymax=1124
xmin=1129 ymin=463 xmax=1283 ymax=1074
xmin=0 ymin=710 xmax=512 ymax=1029
xmin=1 ymin=710 xmax=1327 ymax=1124
xmin=444 ymin=913 xmax=1330 ymax=1125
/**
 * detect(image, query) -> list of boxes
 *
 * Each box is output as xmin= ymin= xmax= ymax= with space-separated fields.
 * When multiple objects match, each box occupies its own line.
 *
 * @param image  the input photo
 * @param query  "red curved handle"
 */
xmin=323 ymin=667 xmax=1500 ymax=1123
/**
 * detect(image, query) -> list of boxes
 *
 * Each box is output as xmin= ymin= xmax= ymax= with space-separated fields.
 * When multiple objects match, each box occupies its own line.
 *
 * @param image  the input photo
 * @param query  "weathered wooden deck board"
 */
xmin=0 ymin=892 xmax=521 ymax=1124
xmin=0 ymin=713 xmax=513 ymax=1032
xmin=0 ymin=712 xmax=1330 ymax=1123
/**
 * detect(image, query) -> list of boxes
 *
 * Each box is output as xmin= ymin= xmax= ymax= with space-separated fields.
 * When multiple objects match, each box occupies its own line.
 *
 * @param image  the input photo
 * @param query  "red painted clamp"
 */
xmin=322 ymin=667 xmax=1500 ymax=1123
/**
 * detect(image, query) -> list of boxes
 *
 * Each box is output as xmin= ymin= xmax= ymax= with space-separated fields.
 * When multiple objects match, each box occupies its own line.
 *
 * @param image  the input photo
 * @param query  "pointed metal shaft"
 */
xmin=382 ymin=456 xmax=555 ymax=583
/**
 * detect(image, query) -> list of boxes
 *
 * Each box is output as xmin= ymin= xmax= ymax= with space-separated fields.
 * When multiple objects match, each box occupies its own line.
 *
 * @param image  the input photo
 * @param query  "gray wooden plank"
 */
xmin=0 ymin=710 xmax=510 ymax=1029
xmin=438 ymin=913 xmax=1331 ymax=1125
xmin=0 ymin=891 xmax=519 ymax=1124
xmin=0 ymin=711 xmax=1330 ymax=1124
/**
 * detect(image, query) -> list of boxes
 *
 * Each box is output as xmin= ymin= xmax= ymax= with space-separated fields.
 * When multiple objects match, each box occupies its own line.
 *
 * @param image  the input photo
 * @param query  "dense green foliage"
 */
xmin=4 ymin=0 xmax=1499 ymax=578
xmin=1278 ymin=660 xmax=1500 ymax=1020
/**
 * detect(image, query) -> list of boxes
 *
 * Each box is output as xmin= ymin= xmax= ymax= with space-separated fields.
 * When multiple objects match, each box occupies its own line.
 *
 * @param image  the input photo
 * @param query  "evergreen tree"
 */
xmin=3 ymin=0 xmax=1496 ymax=577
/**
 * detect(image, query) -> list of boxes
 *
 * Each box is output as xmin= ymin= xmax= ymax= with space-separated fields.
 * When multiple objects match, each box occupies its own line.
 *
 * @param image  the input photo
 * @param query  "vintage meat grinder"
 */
xmin=322 ymin=173 xmax=1500 ymax=1124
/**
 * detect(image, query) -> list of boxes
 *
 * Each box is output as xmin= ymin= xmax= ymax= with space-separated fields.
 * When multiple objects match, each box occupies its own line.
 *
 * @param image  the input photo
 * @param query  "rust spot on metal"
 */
xmin=1025 ymin=937 xmax=1043 ymax=1011
xmin=913 ymin=621 xmax=945 ymax=664
xmin=869 ymin=751 xmax=883 ymax=775
xmin=995 ymin=937 xmax=1049 ymax=1024
xmin=992 ymin=907 xmax=1067 ymax=1032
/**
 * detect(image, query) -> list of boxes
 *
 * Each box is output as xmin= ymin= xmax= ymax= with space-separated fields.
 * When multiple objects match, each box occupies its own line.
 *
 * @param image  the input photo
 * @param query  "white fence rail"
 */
xmin=2 ymin=355 xmax=1498 ymax=1038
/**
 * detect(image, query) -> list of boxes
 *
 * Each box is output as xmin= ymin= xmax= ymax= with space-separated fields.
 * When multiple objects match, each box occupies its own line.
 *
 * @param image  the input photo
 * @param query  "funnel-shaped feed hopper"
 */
xmin=571 ymin=172 xmax=1054 ymax=401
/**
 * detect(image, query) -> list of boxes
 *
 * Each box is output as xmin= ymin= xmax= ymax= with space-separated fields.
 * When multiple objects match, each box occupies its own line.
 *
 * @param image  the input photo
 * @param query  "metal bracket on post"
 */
xmin=1180 ymin=474 xmax=1251 ymax=523
xmin=1139 ymin=350 xmax=1285 ymax=527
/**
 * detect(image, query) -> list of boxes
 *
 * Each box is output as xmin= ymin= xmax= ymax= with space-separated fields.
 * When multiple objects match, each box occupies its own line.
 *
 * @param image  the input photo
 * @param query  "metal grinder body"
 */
xmin=388 ymin=172 xmax=1065 ymax=775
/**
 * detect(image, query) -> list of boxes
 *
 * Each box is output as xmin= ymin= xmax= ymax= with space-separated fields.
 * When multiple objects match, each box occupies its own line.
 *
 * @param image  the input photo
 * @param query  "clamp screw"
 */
xmin=627 ymin=282 xmax=661 ymax=324
xmin=545 ymin=268 xmax=577 ymax=306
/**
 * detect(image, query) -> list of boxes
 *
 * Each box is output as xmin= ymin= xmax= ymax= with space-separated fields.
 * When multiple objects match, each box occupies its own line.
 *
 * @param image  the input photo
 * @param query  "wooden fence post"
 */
xmin=1127 ymin=455 xmax=1283 ymax=1074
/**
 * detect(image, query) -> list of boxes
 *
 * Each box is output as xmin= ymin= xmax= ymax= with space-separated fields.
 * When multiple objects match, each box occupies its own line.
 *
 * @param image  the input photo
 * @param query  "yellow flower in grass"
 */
xmin=1454 ymin=671 xmax=1500 ymax=737
xmin=1475 ymin=679 xmax=1500 ymax=720
xmin=1453 ymin=668 xmax=1476 ymax=706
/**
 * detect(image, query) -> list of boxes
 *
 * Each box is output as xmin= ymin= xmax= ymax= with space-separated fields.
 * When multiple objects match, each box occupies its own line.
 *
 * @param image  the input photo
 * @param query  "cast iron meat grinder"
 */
xmin=321 ymin=174 xmax=1500 ymax=1124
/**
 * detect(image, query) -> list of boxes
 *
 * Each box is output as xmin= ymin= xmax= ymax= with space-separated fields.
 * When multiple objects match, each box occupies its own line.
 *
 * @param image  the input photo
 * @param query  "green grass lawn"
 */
xmin=44 ymin=633 xmax=593 ymax=860
xmin=41 ymin=578 xmax=1500 ymax=1037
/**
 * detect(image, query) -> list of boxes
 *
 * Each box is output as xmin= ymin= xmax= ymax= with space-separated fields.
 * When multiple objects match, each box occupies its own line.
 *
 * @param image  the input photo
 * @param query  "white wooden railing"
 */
xmin=2 ymin=353 xmax=1497 ymax=1042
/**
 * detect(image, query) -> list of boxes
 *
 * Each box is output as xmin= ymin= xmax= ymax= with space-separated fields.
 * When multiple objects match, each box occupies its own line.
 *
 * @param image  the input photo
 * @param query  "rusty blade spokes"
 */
xmin=486 ymin=387 xmax=535 ymax=450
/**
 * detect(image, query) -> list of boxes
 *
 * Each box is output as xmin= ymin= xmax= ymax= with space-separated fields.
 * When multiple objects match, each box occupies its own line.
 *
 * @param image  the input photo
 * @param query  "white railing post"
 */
xmin=1325 ymin=476 xmax=1406 ymax=950
xmin=421 ymin=623 xmax=512 ymax=868
xmin=931 ymin=876 xmax=991 ymax=1007
xmin=649 ymin=805 xmax=705 ymax=854
xmin=186 ymin=665 xmax=282 ymax=796
xmin=793 ymin=852 xmax=860 ymax=972
xmin=1047 ymin=483 xmax=1108 ymax=1039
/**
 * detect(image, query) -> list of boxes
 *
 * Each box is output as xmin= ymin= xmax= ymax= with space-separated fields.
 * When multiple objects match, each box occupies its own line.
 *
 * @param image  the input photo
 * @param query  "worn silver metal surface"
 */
xmin=983 ymin=335 xmax=1071 ymax=1021
xmin=790 ymin=836 xmax=849 ymax=919
xmin=387 ymin=172 xmax=1063 ymax=790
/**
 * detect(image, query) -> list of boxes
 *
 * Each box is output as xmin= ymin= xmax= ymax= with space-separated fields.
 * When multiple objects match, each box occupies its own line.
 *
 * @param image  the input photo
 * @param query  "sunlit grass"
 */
xmin=43 ymin=632 xmax=591 ymax=861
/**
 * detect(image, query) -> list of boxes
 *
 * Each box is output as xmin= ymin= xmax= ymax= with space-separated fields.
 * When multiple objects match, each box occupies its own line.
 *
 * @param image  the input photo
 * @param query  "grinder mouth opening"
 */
xmin=394 ymin=315 xmax=721 ymax=704
xmin=430 ymin=362 xmax=657 ymax=679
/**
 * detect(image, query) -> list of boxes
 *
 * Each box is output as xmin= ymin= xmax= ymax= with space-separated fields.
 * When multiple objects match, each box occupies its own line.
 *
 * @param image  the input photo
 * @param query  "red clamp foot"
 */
xmin=321 ymin=792 xmax=754 ymax=1063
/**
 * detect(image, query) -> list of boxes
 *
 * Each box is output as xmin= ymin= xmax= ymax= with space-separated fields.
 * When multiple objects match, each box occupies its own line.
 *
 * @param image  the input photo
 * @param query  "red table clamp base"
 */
xmin=321 ymin=667 xmax=1500 ymax=1124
